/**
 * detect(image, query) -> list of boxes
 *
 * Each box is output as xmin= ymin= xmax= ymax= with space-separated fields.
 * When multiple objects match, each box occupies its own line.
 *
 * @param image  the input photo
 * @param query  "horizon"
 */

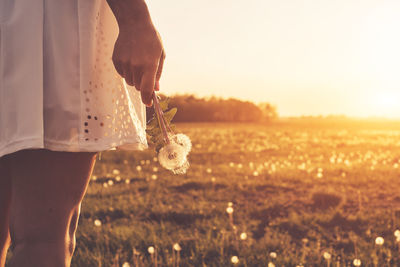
xmin=147 ymin=0 xmax=400 ymax=119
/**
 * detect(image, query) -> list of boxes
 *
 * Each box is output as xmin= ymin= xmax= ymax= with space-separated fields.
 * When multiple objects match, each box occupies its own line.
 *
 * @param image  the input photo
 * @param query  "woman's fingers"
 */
xmin=155 ymin=50 xmax=165 ymax=82
xmin=140 ymin=64 xmax=158 ymax=107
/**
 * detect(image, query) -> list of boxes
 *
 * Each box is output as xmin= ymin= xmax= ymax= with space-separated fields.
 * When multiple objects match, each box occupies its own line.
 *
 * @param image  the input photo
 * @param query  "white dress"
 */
xmin=0 ymin=0 xmax=148 ymax=158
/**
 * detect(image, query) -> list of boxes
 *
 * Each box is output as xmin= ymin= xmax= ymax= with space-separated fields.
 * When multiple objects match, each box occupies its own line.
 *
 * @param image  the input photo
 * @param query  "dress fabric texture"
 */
xmin=0 ymin=0 xmax=148 ymax=158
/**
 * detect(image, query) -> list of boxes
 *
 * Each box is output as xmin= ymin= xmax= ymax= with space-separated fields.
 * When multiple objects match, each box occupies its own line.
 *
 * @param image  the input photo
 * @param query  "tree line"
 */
xmin=148 ymin=94 xmax=277 ymax=122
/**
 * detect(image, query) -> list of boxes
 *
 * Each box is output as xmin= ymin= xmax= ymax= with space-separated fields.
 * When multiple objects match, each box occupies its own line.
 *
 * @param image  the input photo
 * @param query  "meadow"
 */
xmin=69 ymin=120 xmax=400 ymax=266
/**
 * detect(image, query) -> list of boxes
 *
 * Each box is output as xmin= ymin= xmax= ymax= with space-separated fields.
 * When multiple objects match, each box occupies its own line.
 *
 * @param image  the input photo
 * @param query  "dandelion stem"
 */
xmin=153 ymin=93 xmax=170 ymax=144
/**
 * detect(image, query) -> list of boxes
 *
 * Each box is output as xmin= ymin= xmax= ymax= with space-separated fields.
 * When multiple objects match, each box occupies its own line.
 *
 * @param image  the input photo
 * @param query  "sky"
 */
xmin=146 ymin=0 xmax=400 ymax=118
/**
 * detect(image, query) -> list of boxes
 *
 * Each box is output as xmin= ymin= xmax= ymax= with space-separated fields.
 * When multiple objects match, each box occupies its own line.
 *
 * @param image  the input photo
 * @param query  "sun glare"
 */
xmin=368 ymin=92 xmax=400 ymax=118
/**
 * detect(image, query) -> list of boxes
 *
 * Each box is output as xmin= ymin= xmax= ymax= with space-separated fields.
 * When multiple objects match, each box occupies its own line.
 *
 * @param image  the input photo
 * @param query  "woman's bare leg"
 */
xmin=0 ymin=156 xmax=12 ymax=267
xmin=6 ymin=149 xmax=97 ymax=267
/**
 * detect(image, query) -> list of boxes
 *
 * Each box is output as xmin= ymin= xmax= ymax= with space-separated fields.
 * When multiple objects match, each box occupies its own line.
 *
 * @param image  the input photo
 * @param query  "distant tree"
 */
xmin=147 ymin=94 xmax=278 ymax=123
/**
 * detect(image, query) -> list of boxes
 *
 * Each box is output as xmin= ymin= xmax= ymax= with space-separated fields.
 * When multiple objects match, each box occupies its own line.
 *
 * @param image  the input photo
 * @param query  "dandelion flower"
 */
xmin=91 ymin=175 xmax=97 ymax=181
xmin=353 ymin=258 xmax=361 ymax=266
xmin=158 ymin=143 xmax=187 ymax=170
xmin=136 ymin=166 xmax=142 ymax=172
xmin=172 ymin=133 xmax=192 ymax=154
xmin=269 ymin=252 xmax=277 ymax=259
xmin=107 ymin=180 xmax=114 ymax=186
xmin=103 ymin=182 xmax=108 ymax=188
xmin=240 ymin=232 xmax=247 ymax=240
xmin=231 ymin=256 xmax=239 ymax=264
xmin=228 ymin=202 xmax=233 ymax=207
xmin=394 ymin=229 xmax=400 ymax=237
xmin=206 ymin=168 xmax=212 ymax=174
xmin=323 ymin=252 xmax=331 ymax=260
xmin=94 ymin=219 xmax=102 ymax=227
xmin=172 ymin=159 xmax=190 ymax=175
xmin=115 ymin=175 xmax=121 ymax=182
xmin=268 ymin=262 xmax=275 ymax=267
xmin=125 ymin=179 xmax=130 ymax=184
xmin=211 ymin=177 xmax=216 ymax=183
xmin=112 ymin=169 xmax=120 ymax=175
xmin=151 ymin=174 xmax=158 ymax=180
xmin=153 ymin=167 xmax=158 ymax=172
xmin=148 ymin=246 xmax=155 ymax=254
xmin=226 ymin=207 xmax=234 ymax=214
xmin=375 ymin=236 xmax=384 ymax=245
xmin=173 ymin=243 xmax=182 ymax=251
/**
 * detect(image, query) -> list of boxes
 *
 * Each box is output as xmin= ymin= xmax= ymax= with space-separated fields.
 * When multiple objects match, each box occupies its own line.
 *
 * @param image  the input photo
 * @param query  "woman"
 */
xmin=0 ymin=0 xmax=164 ymax=266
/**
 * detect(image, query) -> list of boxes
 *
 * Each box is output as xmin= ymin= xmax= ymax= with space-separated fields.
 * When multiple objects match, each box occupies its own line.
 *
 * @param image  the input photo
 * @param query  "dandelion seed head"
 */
xmin=240 ymin=232 xmax=247 ymax=240
xmin=172 ymin=159 xmax=190 ymax=175
xmin=172 ymin=133 xmax=192 ymax=154
xmin=231 ymin=256 xmax=239 ymax=264
xmin=148 ymin=246 xmax=155 ymax=254
xmin=353 ymin=258 xmax=361 ymax=266
xmin=323 ymin=252 xmax=331 ymax=260
xmin=173 ymin=243 xmax=182 ymax=251
xmin=375 ymin=236 xmax=384 ymax=245
xmin=94 ymin=219 xmax=102 ymax=227
xmin=226 ymin=207 xmax=234 ymax=214
xmin=158 ymin=143 xmax=187 ymax=170
xmin=394 ymin=229 xmax=400 ymax=237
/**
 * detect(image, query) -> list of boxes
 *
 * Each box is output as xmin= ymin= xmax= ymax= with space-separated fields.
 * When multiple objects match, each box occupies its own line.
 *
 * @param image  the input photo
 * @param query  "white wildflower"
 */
xmin=353 ymin=258 xmax=361 ymax=266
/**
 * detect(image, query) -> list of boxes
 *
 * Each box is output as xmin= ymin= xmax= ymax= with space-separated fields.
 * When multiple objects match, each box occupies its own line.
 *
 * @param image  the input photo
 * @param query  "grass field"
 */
xmin=67 ymin=121 xmax=400 ymax=266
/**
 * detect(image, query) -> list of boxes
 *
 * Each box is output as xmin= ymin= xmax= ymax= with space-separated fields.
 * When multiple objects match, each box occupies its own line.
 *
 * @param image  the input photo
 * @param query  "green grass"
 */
xmin=68 ymin=122 xmax=400 ymax=266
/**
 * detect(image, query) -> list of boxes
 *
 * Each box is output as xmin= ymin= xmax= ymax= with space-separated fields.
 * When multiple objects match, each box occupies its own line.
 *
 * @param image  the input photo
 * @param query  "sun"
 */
xmin=368 ymin=92 xmax=400 ymax=118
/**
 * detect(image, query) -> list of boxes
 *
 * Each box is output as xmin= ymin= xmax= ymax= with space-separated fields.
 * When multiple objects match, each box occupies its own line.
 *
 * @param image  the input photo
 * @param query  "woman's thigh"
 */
xmin=7 ymin=149 xmax=97 ymax=249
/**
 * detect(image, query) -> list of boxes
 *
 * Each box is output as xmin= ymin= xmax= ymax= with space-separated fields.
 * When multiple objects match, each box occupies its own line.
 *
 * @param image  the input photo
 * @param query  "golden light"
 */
xmin=367 ymin=92 xmax=400 ymax=118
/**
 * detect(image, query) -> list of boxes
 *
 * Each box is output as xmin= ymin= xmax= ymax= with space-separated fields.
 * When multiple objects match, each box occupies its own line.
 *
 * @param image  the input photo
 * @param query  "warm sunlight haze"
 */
xmin=147 ymin=0 xmax=400 ymax=118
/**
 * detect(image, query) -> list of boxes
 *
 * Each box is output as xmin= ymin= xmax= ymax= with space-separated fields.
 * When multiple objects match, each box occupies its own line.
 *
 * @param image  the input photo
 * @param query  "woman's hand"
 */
xmin=107 ymin=0 xmax=165 ymax=107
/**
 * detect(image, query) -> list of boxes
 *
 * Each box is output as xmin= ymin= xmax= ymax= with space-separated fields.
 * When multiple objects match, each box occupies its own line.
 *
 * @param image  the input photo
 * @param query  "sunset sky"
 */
xmin=147 ymin=0 xmax=400 ymax=118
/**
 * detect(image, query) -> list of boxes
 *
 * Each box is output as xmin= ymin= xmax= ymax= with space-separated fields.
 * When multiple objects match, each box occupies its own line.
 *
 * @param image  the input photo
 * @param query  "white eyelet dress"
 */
xmin=0 ymin=0 xmax=148 ymax=158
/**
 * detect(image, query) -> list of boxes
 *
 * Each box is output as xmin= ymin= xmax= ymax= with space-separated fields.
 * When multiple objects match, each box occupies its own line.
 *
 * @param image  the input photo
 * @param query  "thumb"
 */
xmin=140 ymin=65 xmax=158 ymax=107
